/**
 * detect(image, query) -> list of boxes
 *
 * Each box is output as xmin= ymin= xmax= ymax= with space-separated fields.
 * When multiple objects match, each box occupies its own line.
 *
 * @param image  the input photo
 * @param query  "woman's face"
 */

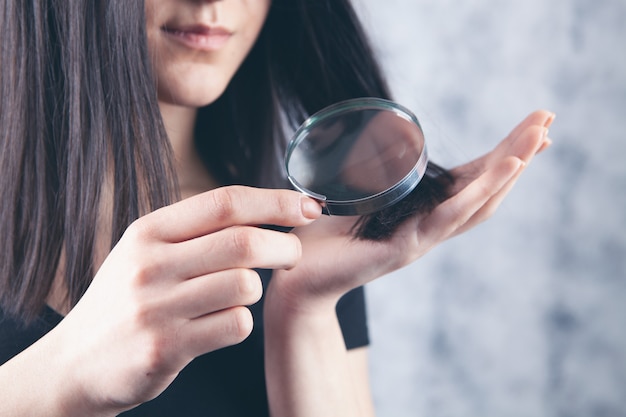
xmin=145 ymin=0 xmax=271 ymax=108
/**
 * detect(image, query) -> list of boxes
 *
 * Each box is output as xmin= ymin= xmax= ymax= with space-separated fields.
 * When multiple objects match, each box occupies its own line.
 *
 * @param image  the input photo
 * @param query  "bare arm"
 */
xmin=264 ymin=291 xmax=375 ymax=417
xmin=347 ymin=347 xmax=377 ymax=416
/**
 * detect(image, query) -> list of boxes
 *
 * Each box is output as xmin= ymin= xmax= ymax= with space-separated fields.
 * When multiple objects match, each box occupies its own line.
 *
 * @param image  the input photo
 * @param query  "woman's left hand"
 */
xmin=269 ymin=110 xmax=554 ymax=308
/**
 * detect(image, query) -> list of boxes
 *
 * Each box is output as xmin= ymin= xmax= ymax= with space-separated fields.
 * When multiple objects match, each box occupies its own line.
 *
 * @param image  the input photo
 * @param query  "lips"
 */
xmin=162 ymin=24 xmax=233 ymax=51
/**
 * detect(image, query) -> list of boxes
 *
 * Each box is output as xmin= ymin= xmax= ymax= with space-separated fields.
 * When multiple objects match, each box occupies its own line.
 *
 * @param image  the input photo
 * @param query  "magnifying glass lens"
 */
xmin=286 ymin=98 xmax=428 ymax=215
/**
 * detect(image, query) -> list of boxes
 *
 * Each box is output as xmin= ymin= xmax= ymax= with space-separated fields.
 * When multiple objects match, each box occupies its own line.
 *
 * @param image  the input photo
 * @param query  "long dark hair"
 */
xmin=0 ymin=1 xmax=177 ymax=323
xmin=0 ymin=0 xmax=452 ymax=324
xmin=197 ymin=0 xmax=454 ymax=238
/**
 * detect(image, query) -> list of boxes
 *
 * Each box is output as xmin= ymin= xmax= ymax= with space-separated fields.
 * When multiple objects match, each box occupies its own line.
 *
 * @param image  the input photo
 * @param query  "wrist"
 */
xmin=49 ymin=340 xmax=117 ymax=416
xmin=263 ymin=272 xmax=361 ymax=417
xmin=264 ymin=270 xmax=342 ymax=320
xmin=0 ymin=327 xmax=118 ymax=417
xmin=43 ymin=322 xmax=127 ymax=417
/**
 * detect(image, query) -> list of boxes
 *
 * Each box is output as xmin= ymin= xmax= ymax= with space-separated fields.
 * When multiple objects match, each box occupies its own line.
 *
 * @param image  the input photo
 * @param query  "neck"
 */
xmin=159 ymin=101 xmax=219 ymax=199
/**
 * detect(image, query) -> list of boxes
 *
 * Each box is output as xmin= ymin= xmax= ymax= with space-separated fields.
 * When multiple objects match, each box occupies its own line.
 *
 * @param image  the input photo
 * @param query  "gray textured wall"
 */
xmin=354 ymin=1 xmax=626 ymax=416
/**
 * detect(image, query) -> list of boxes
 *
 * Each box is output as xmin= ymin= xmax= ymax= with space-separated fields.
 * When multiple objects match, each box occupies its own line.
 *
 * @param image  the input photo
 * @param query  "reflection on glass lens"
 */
xmin=286 ymin=98 xmax=428 ymax=215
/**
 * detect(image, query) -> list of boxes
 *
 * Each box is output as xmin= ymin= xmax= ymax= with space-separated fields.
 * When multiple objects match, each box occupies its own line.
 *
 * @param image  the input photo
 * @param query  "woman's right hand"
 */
xmin=47 ymin=186 xmax=322 ymax=415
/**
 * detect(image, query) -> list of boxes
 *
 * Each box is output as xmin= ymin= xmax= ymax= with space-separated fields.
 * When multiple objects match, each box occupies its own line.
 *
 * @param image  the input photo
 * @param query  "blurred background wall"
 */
xmin=353 ymin=1 xmax=626 ymax=416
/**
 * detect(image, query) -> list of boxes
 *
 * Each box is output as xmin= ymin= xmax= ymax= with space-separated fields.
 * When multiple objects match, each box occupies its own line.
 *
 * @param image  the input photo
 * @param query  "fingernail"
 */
xmin=301 ymin=197 xmax=322 ymax=220
xmin=537 ymin=137 xmax=553 ymax=154
xmin=544 ymin=112 xmax=556 ymax=128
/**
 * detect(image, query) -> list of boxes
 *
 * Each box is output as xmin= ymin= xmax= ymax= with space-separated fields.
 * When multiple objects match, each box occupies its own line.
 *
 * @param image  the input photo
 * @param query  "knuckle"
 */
xmin=124 ymin=217 xmax=157 ymax=243
xmin=128 ymin=298 xmax=158 ymax=329
xmin=207 ymin=186 xmax=239 ymax=222
xmin=229 ymin=227 xmax=258 ymax=261
xmin=128 ymin=263 xmax=153 ymax=288
xmin=139 ymin=331 xmax=171 ymax=375
xmin=126 ymin=250 xmax=165 ymax=288
xmin=128 ymin=306 xmax=176 ymax=375
xmin=275 ymin=192 xmax=298 ymax=219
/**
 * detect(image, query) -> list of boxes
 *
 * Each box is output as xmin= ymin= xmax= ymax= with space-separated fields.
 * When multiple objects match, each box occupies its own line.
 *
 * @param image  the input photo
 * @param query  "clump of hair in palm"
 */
xmin=351 ymin=162 xmax=455 ymax=240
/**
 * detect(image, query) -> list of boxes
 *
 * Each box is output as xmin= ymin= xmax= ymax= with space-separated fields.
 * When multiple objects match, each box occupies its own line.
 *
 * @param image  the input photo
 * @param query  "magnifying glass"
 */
xmin=285 ymin=98 xmax=428 ymax=215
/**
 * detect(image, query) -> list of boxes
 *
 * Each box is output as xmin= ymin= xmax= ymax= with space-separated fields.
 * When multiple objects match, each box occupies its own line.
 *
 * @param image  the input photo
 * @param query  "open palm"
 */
xmin=270 ymin=110 xmax=554 ymax=303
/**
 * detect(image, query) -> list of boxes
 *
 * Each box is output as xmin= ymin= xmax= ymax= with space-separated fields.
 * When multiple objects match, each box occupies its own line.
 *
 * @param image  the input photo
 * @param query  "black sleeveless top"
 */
xmin=0 ymin=269 xmax=369 ymax=416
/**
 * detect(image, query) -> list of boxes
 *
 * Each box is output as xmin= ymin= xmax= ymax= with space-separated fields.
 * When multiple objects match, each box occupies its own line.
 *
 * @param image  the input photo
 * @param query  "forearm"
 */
xmin=263 ymin=287 xmax=365 ymax=417
xmin=0 ymin=329 xmax=117 ymax=417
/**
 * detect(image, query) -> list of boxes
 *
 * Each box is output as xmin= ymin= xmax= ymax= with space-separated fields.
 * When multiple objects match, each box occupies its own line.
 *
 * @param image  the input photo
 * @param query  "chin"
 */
xmin=158 ymin=84 xmax=229 ymax=108
xmin=156 ymin=69 xmax=232 ymax=108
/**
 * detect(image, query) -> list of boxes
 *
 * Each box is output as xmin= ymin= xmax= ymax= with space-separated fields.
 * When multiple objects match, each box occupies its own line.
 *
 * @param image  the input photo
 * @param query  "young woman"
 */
xmin=0 ymin=0 xmax=553 ymax=415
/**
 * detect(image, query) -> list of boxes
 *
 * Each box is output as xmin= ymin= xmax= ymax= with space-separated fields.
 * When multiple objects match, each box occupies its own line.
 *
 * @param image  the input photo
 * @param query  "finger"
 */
xmin=506 ymin=124 xmax=549 ymax=164
xmin=450 ymin=111 xmax=553 ymax=180
xmin=451 ymin=161 xmax=525 ymax=237
xmin=535 ymin=137 xmax=553 ymax=155
xmin=420 ymin=157 xmax=524 ymax=242
xmin=453 ymin=129 xmax=553 ymax=236
xmin=167 ymin=226 xmax=303 ymax=278
xmin=167 ymin=269 xmax=262 ymax=319
xmin=180 ymin=306 xmax=255 ymax=358
xmin=488 ymin=115 xmax=549 ymax=165
xmin=450 ymin=124 xmax=547 ymax=194
xmin=506 ymin=110 xmax=555 ymax=142
xmin=134 ymin=186 xmax=323 ymax=243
